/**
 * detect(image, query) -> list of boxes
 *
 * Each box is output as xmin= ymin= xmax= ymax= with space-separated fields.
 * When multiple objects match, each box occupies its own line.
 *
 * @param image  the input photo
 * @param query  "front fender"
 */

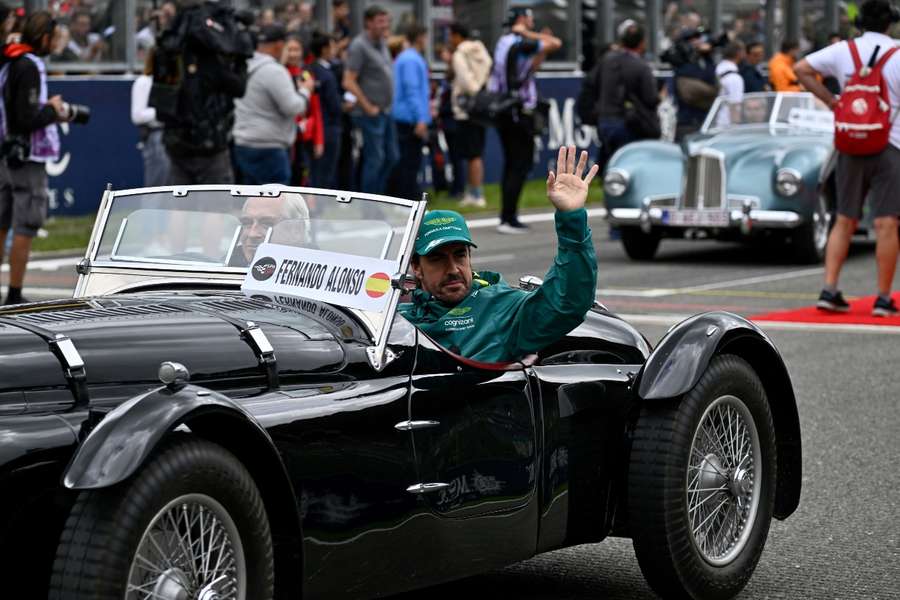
xmin=637 ymin=311 xmax=802 ymax=519
xmin=64 ymin=384 xmax=267 ymax=489
xmin=637 ymin=312 xmax=767 ymax=400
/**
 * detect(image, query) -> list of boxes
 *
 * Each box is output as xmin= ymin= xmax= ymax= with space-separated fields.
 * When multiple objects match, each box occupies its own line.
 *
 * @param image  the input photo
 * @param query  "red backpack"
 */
xmin=834 ymin=40 xmax=898 ymax=155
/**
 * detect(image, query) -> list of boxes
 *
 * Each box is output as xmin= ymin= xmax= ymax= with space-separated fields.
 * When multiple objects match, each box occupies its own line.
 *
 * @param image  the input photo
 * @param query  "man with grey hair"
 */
xmin=233 ymin=193 xmax=310 ymax=266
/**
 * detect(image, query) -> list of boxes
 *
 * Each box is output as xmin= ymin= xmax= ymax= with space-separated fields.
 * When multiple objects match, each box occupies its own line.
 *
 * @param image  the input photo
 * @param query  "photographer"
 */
xmin=664 ymin=28 xmax=718 ymax=140
xmin=596 ymin=22 xmax=659 ymax=168
xmin=0 ymin=12 xmax=77 ymax=305
xmin=152 ymin=0 xmax=253 ymax=184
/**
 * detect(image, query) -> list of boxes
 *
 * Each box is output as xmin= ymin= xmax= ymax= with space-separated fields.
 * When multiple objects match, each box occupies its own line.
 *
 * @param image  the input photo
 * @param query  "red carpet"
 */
xmin=751 ymin=293 xmax=900 ymax=325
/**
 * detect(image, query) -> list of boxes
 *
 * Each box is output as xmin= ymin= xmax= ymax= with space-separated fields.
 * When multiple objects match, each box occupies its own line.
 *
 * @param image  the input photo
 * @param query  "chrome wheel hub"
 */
xmin=686 ymin=395 xmax=762 ymax=566
xmin=152 ymin=568 xmax=190 ymax=600
xmin=126 ymin=494 xmax=246 ymax=600
xmin=814 ymin=194 xmax=831 ymax=253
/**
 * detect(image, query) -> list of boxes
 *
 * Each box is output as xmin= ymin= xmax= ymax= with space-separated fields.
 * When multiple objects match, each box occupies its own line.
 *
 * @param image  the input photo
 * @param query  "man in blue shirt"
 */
xmin=391 ymin=23 xmax=431 ymax=200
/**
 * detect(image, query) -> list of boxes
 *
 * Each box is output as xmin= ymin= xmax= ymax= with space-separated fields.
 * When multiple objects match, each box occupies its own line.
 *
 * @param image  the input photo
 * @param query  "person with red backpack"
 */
xmin=796 ymin=0 xmax=900 ymax=317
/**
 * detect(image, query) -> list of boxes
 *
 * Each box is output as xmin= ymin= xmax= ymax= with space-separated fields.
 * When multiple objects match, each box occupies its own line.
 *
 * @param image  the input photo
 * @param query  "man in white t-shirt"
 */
xmin=795 ymin=0 xmax=900 ymax=317
xmin=716 ymin=41 xmax=746 ymax=126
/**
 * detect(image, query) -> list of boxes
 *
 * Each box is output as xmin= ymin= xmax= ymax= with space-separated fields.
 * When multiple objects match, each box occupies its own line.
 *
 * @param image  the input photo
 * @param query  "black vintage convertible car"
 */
xmin=0 ymin=186 xmax=801 ymax=600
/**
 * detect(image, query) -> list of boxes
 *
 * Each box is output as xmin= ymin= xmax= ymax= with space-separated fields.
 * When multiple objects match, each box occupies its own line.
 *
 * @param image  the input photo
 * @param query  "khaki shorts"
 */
xmin=0 ymin=161 xmax=49 ymax=237
xmin=836 ymin=145 xmax=900 ymax=220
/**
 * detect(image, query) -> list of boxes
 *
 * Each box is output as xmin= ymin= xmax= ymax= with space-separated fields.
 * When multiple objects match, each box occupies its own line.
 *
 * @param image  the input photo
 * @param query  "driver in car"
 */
xmin=399 ymin=146 xmax=599 ymax=363
xmin=231 ymin=193 xmax=310 ymax=266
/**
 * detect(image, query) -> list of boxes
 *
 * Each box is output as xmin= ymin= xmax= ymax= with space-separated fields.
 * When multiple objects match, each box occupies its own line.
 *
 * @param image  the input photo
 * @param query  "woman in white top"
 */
xmin=131 ymin=50 xmax=171 ymax=187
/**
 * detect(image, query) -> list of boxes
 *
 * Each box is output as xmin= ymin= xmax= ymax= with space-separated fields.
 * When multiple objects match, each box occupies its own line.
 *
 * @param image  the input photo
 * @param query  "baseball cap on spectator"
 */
xmin=617 ymin=19 xmax=637 ymax=39
xmin=258 ymin=23 xmax=287 ymax=44
xmin=505 ymin=6 xmax=533 ymax=26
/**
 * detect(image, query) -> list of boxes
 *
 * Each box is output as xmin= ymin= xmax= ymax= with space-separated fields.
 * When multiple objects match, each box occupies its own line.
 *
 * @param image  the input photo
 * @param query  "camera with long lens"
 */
xmin=63 ymin=102 xmax=91 ymax=125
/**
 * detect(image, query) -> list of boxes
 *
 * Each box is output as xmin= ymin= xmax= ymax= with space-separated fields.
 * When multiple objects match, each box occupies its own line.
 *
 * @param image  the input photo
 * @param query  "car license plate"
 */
xmin=662 ymin=210 xmax=730 ymax=227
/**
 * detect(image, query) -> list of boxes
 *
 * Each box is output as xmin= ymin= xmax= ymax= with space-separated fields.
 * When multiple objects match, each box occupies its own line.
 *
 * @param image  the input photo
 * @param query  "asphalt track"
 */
xmin=16 ymin=209 xmax=900 ymax=599
xmin=390 ymin=211 xmax=900 ymax=600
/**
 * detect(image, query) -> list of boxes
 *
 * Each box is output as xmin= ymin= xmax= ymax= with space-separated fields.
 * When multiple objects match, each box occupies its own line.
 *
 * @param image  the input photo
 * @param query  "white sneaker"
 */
xmin=496 ymin=221 xmax=529 ymax=234
xmin=459 ymin=194 xmax=487 ymax=208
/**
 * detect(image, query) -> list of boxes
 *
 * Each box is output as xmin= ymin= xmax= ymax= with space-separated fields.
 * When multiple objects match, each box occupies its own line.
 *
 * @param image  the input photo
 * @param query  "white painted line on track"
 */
xmin=467 ymin=207 xmax=607 ymax=229
xmin=8 ymin=287 xmax=75 ymax=298
xmin=616 ymin=313 xmax=900 ymax=334
xmin=2 ymin=256 xmax=80 ymax=272
xmin=597 ymin=266 xmax=826 ymax=299
xmin=677 ymin=267 xmax=825 ymax=293
xmin=475 ymin=253 xmax=518 ymax=263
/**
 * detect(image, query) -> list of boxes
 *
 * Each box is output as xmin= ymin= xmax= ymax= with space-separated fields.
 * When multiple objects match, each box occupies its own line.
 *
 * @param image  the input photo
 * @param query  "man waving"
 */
xmin=399 ymin=146 xmax=599 ymax=362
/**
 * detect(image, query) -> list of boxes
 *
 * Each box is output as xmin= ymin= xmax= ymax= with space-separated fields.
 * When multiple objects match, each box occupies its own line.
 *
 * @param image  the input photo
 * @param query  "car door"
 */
xmin=402 ymin=333 xmax=539 ymax=583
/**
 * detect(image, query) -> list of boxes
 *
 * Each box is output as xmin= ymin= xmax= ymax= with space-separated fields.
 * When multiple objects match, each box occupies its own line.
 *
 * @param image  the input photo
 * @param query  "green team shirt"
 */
xmin=398 ymin=208 xmax=598 ymax=363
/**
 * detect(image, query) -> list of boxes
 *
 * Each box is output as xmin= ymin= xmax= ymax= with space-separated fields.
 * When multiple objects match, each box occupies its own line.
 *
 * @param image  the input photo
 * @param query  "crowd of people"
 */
xmin=1 ymin=0 xmax=898 ymax=316
xmin=124 ymin=2 xmax=562 ymax=237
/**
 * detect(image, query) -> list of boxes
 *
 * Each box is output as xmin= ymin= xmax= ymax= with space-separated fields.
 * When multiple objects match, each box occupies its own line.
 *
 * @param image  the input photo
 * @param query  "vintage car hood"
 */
xmin=688 ymin=130 xmax=830 ymax=169
xmin=0 ymin=292 xmax=351 ymax=396
xmin=685 ymin=129 xmax=831 ymax=195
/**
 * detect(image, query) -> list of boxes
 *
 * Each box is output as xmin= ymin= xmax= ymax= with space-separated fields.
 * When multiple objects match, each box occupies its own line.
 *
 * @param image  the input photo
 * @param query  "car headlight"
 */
xmin=604 ymin=169 xmax=630 ymax=197
xmin=775 ymin=168 xmax=802 ymax=197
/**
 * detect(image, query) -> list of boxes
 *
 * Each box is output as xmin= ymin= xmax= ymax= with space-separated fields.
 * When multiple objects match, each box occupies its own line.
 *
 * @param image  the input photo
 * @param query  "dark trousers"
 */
xmin=597 ymin=117 xmax=636 ymax=171
xmin=233 ymin=146 xmax=291 ymax=185
xmin=167 ymin=149 xmax=234 ymax=185
xmin=310 ymin=128 xmax=342 ymax=189
xmin=497 ymin=114 xmax=535 ymax=223
xmin=392 ymin=122 xmax=425 ymax=201
xmin=442 ymin=124 xmax=466 ymax=197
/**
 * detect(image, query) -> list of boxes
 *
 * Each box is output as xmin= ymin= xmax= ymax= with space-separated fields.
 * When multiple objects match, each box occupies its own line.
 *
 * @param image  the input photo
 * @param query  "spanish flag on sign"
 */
xmin=365 ymin=272 xmax=390 ymax=298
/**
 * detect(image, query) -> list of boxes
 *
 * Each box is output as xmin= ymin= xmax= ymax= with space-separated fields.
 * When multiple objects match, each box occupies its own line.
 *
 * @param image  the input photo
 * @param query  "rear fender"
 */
xmin=636 ymin=312 xmax=802 ymax=519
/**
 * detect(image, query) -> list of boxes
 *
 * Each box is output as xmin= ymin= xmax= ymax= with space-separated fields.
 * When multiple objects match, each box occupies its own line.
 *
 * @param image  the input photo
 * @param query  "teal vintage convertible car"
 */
xmin=604 ymin=91 xmax=835 ymax=263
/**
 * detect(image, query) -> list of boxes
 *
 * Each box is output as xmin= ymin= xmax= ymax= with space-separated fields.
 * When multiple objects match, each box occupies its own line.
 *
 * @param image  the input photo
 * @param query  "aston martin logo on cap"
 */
xmin=251 ymin=257 xmax=278 ymax=281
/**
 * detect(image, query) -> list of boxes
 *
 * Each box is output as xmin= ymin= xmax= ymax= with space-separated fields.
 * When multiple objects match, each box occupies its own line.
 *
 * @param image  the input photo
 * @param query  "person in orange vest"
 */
xmin=768 ymin=40 xmax=803 ymax=91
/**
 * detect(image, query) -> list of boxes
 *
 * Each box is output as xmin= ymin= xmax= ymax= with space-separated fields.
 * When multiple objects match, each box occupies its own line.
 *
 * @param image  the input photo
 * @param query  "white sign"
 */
xmin=787 ymin=108 xmax=834 ymax=132
xmin=241 ymin=243 xmax=396 ymax=312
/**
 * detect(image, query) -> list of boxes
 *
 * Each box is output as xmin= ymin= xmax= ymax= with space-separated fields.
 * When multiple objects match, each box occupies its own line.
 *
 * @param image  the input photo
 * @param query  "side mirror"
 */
xmin=519 ymin=275 xmax=543 ymax=291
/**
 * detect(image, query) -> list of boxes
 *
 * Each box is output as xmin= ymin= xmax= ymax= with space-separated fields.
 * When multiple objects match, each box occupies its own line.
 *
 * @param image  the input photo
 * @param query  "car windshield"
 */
xmin=703 ymin=92 xmax=833 ymax=133
xmin=94 ymin=188 xmax=415 ymax=269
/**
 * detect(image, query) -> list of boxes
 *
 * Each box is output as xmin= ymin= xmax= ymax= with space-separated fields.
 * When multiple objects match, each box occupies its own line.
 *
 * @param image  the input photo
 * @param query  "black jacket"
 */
xmin=0 ymin=50 xmax=57 ymax=137
xmin=739 ymin=61 xmax=768 ymax=93
xmin=311 ymin=60 xmax=342 ymax=130
xmin=597 ymin=50 xmax=658 ymax=121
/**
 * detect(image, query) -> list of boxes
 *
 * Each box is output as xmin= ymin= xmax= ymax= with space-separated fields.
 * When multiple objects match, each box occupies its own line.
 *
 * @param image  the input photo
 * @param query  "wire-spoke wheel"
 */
xmin=687 ymin=395 xmax=761 ymax=567
xmin=50 ymin=436 xmax=274 ymax=600
xmin=126 ymin=494 xmax=246 ymax=600
xmin=628 ymin=354 xmax=777 ymax=600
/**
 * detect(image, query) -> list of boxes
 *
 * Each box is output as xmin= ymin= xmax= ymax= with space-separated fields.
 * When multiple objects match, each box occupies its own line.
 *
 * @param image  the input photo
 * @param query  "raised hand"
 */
xmin=546 ymin=145 xmax=599 ymax=212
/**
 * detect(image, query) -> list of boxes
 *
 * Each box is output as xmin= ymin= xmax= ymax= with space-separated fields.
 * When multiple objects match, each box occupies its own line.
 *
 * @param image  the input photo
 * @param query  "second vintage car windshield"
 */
xmin=704 ymin=92 xmax=833 ymax=133
xmin=93 ymin=188 xmax=414 ymax=269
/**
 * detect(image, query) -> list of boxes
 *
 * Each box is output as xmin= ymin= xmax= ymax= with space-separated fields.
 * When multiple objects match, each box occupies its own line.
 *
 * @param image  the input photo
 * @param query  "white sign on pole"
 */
xmin=241 ymin=243 xmax=396 ymax=313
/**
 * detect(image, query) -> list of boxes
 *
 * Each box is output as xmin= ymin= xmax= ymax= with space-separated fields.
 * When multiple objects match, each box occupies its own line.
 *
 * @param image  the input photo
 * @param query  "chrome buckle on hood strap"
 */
xmin=0 ymin=317 xmax=90 ymax=410
xmin=163 ymin=302 xmax=280 ymax=391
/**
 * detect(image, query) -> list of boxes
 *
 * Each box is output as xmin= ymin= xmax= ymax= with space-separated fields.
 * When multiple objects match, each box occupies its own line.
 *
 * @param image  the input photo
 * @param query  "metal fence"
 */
xmin=13 ymin=0 xmax=846 ymax=74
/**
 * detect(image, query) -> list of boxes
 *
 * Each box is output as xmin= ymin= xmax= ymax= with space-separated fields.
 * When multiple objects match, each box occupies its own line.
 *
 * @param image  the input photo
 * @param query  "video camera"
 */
xmin=661 ymin=27 xmax=729 ymax=68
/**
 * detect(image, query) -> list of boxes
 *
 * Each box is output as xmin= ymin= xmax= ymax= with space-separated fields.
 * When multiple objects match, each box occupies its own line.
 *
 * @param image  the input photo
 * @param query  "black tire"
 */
xmin=789 ymin=192 xmax=832 ymax=264
xmin=621 ymin=226 xmax=662 ymax=260
xmin=50 ymin=436 xmax=274 ymax=600
xmin=628 ymin=354 xmax=777 ymax=600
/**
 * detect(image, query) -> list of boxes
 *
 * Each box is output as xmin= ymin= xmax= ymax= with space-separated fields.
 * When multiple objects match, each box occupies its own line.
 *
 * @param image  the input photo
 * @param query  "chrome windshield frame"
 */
xmin=76 ymin=184 xmax=427 ymax=370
